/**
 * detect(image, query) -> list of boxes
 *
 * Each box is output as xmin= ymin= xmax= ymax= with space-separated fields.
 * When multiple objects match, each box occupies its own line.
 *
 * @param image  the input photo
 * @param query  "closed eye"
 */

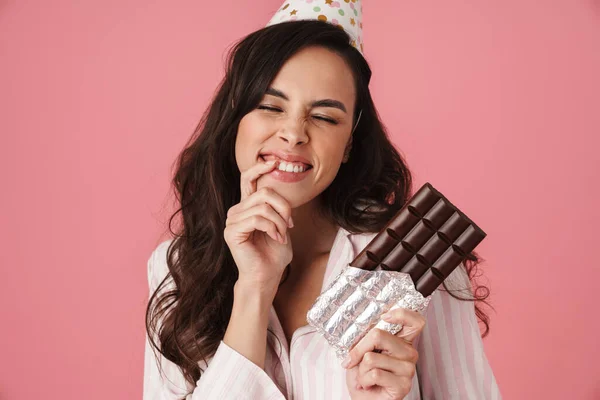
xmin=312 ymin=115 xmax=338 ymax=125
xmin=257 ymin=105 xmax=282 ymax=112
xmin=257 ymin=105 xmax=338 ymax=125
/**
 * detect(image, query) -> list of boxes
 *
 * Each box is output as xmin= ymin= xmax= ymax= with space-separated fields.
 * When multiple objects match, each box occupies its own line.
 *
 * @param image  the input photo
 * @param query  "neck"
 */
xmin=289 ymin=198 xmax=338 ymax=263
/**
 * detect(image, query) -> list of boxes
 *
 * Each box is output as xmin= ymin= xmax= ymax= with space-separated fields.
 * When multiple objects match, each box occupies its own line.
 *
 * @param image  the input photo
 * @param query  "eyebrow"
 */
xmin=265 ymin=87 xmax=347 ymax=113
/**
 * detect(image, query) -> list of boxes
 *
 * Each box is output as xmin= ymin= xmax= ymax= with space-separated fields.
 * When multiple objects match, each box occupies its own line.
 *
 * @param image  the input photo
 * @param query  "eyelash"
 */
xmin=257 ymin=105 xmax=339 ymax=125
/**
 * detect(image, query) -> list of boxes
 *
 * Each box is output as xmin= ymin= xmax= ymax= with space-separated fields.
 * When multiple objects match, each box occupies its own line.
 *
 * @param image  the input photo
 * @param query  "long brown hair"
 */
xmin=145 ymin=20 xmax=494 ymax=387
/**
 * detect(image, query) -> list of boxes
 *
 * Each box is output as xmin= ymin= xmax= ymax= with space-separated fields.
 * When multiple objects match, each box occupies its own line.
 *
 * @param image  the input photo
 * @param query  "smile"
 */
xmin=260 ymin=155 xmax=313 ymax=173
xmin=259 ymin=156 xmax=313 ymax=183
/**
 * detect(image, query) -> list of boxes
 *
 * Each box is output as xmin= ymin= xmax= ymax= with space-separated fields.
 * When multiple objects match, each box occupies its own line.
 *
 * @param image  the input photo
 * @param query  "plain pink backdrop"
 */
xmin=1 ymin=1 xmax=599 ymax=399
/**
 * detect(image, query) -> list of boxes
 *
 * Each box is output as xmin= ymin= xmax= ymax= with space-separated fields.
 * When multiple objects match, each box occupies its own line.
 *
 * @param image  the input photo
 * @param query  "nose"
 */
xmin=276 ymin=117 xmax=309 ymax=147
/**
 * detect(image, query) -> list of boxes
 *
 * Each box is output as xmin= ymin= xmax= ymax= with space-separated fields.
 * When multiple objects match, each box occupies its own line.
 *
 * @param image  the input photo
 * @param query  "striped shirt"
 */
xmin=144 ymin=226 xmax=502 ymax=399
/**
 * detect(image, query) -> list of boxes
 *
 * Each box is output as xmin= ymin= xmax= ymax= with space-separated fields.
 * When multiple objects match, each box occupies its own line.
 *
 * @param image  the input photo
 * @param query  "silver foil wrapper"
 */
xmin=306 ymin=266 xmax=433 ymax=361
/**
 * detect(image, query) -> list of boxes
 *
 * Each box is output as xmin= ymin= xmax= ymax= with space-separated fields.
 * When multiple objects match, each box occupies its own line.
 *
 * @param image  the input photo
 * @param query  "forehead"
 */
xmin=268 ymin=46 xmax=356 ymax=105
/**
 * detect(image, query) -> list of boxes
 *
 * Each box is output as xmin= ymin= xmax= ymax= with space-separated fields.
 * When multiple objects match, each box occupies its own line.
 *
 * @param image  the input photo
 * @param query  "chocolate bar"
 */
xmin=349 ymin=182 xmax=486 ymax=296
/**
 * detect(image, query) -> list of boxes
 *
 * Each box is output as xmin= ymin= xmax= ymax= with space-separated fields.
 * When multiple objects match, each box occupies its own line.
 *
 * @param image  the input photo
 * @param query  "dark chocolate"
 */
xmin=349 ymin=182 xmax=486 ymax=297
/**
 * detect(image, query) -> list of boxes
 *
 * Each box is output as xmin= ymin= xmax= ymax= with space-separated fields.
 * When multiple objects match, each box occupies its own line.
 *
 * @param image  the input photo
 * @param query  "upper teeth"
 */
xmin=261 ymin=155 xmax=311 ymax=173
xmin=278 ymin=162 xmax=306 ymax=173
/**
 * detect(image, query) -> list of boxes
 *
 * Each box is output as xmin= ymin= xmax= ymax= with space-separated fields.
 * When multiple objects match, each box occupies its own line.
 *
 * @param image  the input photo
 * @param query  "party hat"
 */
xmin=266 ymin=0 xmax=364 ymax=56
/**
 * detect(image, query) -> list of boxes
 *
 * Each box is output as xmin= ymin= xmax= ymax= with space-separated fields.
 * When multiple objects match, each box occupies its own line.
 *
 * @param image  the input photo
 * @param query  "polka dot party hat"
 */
xmin=266 ymin=0 xmax=364 ymax=56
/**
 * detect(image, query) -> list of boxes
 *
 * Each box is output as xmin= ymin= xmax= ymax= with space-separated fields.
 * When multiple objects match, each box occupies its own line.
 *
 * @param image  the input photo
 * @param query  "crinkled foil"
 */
xmin=306 ymin=266 xmax=433 ymax=361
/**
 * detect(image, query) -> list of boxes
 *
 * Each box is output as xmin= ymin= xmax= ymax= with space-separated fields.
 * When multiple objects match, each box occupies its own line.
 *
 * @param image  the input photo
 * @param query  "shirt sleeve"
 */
xmin=143 ymin=240 xmax=287 ymax=400
xmin=413 ymin=264 xmax=503 ymax=400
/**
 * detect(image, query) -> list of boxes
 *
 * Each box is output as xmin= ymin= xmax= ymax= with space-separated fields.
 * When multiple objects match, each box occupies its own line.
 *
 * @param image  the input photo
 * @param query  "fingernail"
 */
xmin=382 ymin=312 xmax=392 ymax=321
xmin=288 ymin=217 xmax=294 ymax=228
xmin=267 ymin=160 xmax=276 ymax=166
xmin=341 ymin=355 xmax=351 ymax=368
xmin=276 ymin=232 xmax=283 ymax=243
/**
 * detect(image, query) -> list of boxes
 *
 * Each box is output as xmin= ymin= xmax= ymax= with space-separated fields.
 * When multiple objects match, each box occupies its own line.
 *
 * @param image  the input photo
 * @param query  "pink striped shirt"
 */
xmin=144 ymin=226 xmax=502 ymax=399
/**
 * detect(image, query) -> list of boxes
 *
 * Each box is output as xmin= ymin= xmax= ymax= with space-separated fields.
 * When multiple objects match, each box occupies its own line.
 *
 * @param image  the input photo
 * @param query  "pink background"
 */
xmin=1 ymin=1 xmax=598 ymax=399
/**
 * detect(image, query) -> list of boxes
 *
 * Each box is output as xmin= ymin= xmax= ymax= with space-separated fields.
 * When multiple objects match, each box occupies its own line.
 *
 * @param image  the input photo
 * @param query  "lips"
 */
xmin=260 ymin=155 xmax=313 ymax=171
xmin=259 ymin=151 xmax=313 ymax=169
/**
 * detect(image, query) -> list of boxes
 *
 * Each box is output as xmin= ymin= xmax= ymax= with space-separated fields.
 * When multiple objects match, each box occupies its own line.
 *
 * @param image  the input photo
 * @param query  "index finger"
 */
xmin=240 ymin=159 xmax=278 ymax=201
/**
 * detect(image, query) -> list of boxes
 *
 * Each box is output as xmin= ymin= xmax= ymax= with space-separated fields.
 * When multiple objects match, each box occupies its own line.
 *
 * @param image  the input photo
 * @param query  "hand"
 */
xmin=342 ymin=307 xmax=426 ymax=399
xmin=224 ymin=159 xmax=293 ymax=288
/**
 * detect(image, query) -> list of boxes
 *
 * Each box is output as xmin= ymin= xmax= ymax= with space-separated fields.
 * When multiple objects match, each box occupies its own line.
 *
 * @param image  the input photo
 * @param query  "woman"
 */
xmin=144 ymin=10 xmax=501 ymax=400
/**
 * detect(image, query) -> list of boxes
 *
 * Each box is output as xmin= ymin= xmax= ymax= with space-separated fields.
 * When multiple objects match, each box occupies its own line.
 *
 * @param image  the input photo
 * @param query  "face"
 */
xmin=235 ymin=46 xmax=357 ymax=209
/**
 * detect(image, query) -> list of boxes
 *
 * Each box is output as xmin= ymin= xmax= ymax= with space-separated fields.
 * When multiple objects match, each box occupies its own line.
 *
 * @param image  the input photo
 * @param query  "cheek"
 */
xmin=235 ymin=114 xmax=270 ymax=170
xmin=308 ymin=139 xmax=346 ymax=193
xmin=316 ymin=137 xmax=347 ymax=171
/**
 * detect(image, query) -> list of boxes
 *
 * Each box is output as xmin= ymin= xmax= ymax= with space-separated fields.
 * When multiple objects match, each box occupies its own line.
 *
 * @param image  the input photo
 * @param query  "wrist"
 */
xmin=234 ymin=278 xmax=279 ymax=302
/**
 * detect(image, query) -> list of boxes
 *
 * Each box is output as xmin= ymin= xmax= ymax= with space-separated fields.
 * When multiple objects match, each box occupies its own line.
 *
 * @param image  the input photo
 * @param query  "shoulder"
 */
xmin=146 ymin=239 xmax=176 ymax=293
xmin=439 ymin=260 xmax=472 ymax=294
xmin=423 ymin=261 xmax=474 ymax=322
